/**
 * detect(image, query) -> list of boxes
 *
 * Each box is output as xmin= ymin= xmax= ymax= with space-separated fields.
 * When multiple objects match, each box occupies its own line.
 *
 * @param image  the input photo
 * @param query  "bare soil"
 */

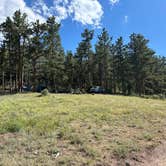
xmin=119 ymin=141 xmax=166 ymax=166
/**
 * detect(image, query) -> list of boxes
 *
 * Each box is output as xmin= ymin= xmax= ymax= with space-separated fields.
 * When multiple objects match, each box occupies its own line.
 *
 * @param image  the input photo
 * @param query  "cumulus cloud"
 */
xmin=0 ymin=0 xmax=45 ymax=24
xmin=32 ymin=0 xmax=103 ymax=27
xmin=32 ymin=0 xmax=51 ymax=17
xmin=0 ymin=0 xmax=110 ymax=27
xmin=69 ymin=0 xmax=103 ymax=27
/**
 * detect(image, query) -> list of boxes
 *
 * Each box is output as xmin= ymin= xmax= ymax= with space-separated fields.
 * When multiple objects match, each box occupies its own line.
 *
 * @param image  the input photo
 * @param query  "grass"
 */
xmin=0 ymin=93 xmax=166 ymax=165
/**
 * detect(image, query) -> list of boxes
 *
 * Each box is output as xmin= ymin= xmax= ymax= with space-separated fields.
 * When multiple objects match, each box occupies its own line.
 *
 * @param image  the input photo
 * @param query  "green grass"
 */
xmin=0 ymin=93 xmax=166 ymax=165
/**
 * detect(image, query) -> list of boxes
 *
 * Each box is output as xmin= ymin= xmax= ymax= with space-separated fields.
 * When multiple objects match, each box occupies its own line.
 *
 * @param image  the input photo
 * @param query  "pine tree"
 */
xmin=145 ymin=56 xmax=166 ymax=95
xmin=44 ymin=16 xmax=65 ymax=92
xmin=29 ymin=20 xmax=45 ymax=91
xmin=128 ymin=33 xmax=155 ymax=96
xmin=95 ymin=28 xmax=112 ymax=91
xmin=12 ymin=10 xmax=29 ymax=92
xmin=0 ymin=10 xmax=165 ymax=96
xmin=113 ymin=37 xmax=127 ymax=94
xmin=64 ymin=51 xmax=75 ymax=90
xmin=0 ymin=42 xmax=8 ymax=93
xmin=75 ymin=29 xmax=94 ymax=90
xmin=0 ymin=17 xmax=16 ymax=92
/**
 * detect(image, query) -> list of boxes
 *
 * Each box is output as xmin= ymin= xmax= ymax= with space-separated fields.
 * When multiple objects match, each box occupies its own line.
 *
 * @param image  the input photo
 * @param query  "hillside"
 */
xmin=0 ymin=94 xmax=166 ymax=165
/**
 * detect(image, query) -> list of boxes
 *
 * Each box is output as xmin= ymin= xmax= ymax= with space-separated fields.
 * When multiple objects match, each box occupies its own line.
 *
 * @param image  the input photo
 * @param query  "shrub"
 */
xmin=41 ymin=88 xmax=49 ymax=96
xmin=3 ymin=120 xmax=22 ymax=133
xmin=81 ymin=88 xmax=86 ymax=94
xmin=159 ymin=94 xmax=165 ymax=100
xmin=74 ymin=88 xmax=82 ymax=94
xmin=143 ymin=133 xmax=153 ymax=141
xmin=70 ymin=88 xmax=74 ymax=94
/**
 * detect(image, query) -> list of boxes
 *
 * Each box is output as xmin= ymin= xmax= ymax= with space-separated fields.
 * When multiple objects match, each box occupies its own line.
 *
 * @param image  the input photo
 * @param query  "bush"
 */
xmin=159 ymin=94 xmax=165 ymax=100
xmin=41 ymin=88 xmax=49 ymax=96
xmin=7 ymin=122 xmax=21 ymax=133
xmin=74 ymin=88 xmax=82 ymax=94
xmin=1 ymin=120 xmax=22 ymax=133
xmin=81 ymin=88 xmax=86 ymax=94
xmin=70 ymin=88 xmax=74 ymax=94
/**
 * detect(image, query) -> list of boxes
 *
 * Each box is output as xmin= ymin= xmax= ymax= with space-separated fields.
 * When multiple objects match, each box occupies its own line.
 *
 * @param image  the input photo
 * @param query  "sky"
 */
xmin=0 ymin=0 xmax=166 ymax=56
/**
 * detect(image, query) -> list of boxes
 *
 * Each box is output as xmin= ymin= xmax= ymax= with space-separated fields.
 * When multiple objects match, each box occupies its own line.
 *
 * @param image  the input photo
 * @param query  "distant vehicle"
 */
xmin=22 ymin=85 xmax=31 ymax=92
xmin=90 ymin=86 xmax=105 ymax=93
xmin=36 ymin=85 xmax=47 ymax=92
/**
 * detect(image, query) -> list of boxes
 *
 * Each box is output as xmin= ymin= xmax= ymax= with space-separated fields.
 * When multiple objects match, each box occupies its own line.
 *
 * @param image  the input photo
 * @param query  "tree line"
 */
xmin=0 ymin=10 xmax=166 ymax=96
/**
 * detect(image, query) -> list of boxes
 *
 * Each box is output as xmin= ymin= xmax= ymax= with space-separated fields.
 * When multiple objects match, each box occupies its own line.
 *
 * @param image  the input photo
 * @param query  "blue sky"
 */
xmin=0 ymin=0 xmax=166 ymax=56
xmin=60 ymin=0 xmax=166 ymax=56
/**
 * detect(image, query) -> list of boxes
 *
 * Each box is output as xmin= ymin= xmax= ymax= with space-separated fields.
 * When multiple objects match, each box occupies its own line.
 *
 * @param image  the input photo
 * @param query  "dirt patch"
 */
xmin=120 ymin=142 xmax=166 ymax=166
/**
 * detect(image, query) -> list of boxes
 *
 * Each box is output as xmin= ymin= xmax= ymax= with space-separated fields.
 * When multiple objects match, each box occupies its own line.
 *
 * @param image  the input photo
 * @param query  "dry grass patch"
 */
xmin=0 ymin=93 xmax=166 ymax=165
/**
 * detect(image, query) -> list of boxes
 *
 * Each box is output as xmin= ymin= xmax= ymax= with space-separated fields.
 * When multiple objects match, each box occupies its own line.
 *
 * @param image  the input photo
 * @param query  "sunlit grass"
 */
xmin=0 ymin=93 xmax=166 ymax=165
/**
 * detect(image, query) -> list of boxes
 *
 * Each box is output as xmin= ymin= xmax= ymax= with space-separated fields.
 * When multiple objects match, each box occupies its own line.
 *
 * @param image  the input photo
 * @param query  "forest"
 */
xmin=0 ymin=10 xmax=166 ymax=96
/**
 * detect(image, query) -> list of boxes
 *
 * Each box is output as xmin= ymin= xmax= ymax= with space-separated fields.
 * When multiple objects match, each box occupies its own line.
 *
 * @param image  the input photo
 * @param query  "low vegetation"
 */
xmin=0 ymin=93 xmax=166 ymax=165
xmin=41 ymin=88 xmax=49 ymax=96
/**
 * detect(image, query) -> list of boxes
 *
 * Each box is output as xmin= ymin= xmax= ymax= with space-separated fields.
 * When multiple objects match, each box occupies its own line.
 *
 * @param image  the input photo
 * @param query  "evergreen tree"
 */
xmin=44 ymin=16 xmax=65 ymax=92
xmin=29 ymin=20 xmax=45 ymax=91
xmin=0 ymin=10 xmax=165 ymax=96
xmin=113 ymin=37 xmax=127 ymax=94
xmin=145 ymin=56 xmax=166 ymax=95
xmin=95 ymin=28 xmax=112 ymax=91
xmin=0 ymin=11 xmax=29 ymax=92
xmin=75 ymin=29 xmax=94 ymax=90
xmin=128 ymin=33 xmax=155 ymax=95
xmin=0 ymin=42 xmax=8 ymax=92
xmin=0 ymin=17 xmax=16 ymax=92
xmin=65 ymin=51 xmax=75 ymax=89
xmin=12 ymin=10 xmax=29 ymax=92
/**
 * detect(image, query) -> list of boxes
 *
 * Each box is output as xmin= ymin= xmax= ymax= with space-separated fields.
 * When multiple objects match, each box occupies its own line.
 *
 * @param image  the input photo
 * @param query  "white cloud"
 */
xmin=124 ymin=15 xmax=128 ymax=23
xmin=0 ymin=0 xmax=45 ymax=24
xmin=32 ymin=0 xmax=103 ymax=27
xmin=0 ymin=0 xmax=104 ymax=27
xmin=109 ymin=0 xmax=120 ymax=5
xmin=68 ymin=0 xmax=103 ymax=27
xmin=32 ymin=0 xmax=51 ymax=17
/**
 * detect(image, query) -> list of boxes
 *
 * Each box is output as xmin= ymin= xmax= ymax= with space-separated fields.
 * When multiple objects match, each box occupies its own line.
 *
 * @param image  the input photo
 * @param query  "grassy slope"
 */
xmin=0 ymin=93 xmax=166 ymax=165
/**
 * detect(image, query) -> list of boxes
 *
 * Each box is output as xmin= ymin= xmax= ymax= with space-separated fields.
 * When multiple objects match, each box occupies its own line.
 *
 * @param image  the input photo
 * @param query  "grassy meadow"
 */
xmin=0 ymin=93 xmax=166 ymax=165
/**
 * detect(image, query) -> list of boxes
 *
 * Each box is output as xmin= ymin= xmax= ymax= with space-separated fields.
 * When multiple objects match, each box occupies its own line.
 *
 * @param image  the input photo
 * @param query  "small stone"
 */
xmin=125 ymin=161 xmax=131 ymax=166
xmin=55 ymin=152 xmax=60 ymax=158
xmin=34 ymin=150 xmax=38 ymax=155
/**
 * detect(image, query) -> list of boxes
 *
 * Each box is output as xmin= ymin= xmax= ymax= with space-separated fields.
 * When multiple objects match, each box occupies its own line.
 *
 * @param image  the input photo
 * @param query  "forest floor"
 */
xmin=0 ymin=93 xmax=166 ymax=166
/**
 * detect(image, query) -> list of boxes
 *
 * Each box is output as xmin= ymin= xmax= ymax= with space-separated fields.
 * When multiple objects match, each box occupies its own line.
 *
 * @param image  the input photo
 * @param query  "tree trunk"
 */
xmin=2 ymin=71 xmax=5 ymax=94
xmin=10 ymin=73 xmax=12 ymax=93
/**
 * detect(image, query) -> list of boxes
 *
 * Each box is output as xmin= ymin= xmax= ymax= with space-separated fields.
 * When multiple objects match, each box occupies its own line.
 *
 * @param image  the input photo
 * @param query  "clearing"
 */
xmin=0 ymin=93 xmax=166 ymax=165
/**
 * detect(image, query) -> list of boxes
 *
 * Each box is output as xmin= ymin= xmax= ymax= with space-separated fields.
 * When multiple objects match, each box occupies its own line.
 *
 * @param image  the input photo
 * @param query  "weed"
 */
xmin=80 ymin=144 xmax=98 ymax=158
xmin=41 ymin=89 xmax=49 ymax=96
xmin=69 ymin=134 xmax=84 ymax=145
xmin=143 ymin=132 xmax=153 ymax=141
xmin=112 ymin=140 xmax=140 ymax=159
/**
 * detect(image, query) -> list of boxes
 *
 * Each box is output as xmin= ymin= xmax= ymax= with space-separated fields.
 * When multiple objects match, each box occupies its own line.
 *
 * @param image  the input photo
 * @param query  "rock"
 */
xmin=54 ymin=152 xmax=60 ymax=158
xmin=34 ymin=150 xmax=38 ymax=155
xmin=125 ymin=161 xmax=131 ymax=166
